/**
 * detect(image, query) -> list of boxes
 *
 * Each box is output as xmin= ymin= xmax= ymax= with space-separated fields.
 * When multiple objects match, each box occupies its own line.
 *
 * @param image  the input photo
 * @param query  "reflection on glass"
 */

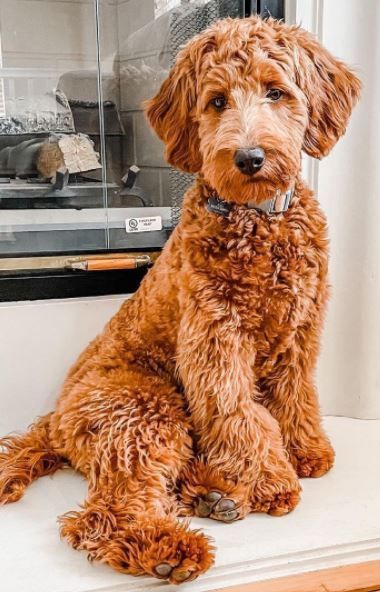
xmin=0 ymin=0 xmax=243 ymax=262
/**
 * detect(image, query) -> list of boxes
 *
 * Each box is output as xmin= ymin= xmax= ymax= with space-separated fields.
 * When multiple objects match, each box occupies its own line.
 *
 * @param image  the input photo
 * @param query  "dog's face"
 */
xmin=146 ymin=17 xmax=361 ymax=204
xmin=195 ymin=49 xmax=309 ymax=203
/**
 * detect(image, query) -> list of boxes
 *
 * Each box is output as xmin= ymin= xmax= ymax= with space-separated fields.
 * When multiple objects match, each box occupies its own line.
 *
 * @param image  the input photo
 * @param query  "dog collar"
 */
xmin=206 ymin=187 xmax=294 ymax=217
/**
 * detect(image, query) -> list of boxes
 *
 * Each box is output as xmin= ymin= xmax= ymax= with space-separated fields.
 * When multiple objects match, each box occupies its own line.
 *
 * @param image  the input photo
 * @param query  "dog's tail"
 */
xmin=0 ymin=412 xmax=65 ymax=504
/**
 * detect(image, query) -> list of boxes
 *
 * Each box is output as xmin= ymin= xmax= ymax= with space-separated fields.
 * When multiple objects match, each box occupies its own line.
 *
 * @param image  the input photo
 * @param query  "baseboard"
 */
xmin=215 ymin=559 xmax=380 ymax=592
xmin=87 ymin=537 xmax=380 ymax=592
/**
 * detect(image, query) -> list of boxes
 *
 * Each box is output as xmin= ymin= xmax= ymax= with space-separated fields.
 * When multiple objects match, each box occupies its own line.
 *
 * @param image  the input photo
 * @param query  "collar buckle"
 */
xmin=248 ymin=188 xmax=294 ymax=214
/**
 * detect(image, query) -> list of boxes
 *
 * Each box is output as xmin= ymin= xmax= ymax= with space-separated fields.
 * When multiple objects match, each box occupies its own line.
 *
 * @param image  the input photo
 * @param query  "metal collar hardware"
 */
xmin=206 ymin=187 xmax=294 ymax=218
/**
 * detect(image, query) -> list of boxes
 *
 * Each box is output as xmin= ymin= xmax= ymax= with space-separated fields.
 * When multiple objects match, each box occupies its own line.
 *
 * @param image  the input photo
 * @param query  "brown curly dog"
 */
xmin=0 ymin=16 xmax=360 ymax=585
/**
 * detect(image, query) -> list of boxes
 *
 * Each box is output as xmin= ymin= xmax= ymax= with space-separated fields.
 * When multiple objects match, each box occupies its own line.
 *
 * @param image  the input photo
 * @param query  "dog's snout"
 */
xmin=234 ymin=147 xmax=265 ymax=175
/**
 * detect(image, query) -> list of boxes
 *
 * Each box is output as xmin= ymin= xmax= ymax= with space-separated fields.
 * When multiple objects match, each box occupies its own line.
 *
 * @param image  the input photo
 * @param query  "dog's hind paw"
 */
xmin=136 ymin=522 xmax=214 ymax=584
xmin=290 ymin=438 xmax=335 ymax=478
xmin=0 ymin=478 xmax=26 ymax=504
xmin=61 ymin=509 xmax=214 ymax=584
xmin=251 ymin=487 xmax=301 ymax=516
xmin=155 ymin=558 xmax=204 ymax=584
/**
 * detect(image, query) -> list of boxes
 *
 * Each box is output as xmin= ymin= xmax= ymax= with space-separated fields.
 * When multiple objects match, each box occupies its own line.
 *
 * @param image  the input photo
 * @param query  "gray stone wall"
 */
xmin=0 ymin=0 xmax=118 ymax=72
xmin=117 ymin=0 xmax=171 ymax=206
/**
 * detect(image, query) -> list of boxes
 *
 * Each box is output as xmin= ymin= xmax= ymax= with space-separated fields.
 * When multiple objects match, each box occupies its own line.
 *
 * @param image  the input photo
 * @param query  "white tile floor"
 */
xmin=1 ymin=417 xmax=380 ymax=592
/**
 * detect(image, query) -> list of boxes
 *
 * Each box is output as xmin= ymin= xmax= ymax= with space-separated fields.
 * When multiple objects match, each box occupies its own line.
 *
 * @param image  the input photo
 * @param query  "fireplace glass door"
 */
xmin=0 ymin=0 xmax=244 ymax=268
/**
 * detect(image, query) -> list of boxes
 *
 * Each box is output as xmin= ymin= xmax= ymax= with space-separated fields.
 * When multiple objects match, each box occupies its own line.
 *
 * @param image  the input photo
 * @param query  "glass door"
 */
xmin=0 ymin=0 xmax=109 ymax=256
xmin=98 ymin=0 xmax=245 ymax=246
xmin=0 ymin=0 xmax=244 ymax=274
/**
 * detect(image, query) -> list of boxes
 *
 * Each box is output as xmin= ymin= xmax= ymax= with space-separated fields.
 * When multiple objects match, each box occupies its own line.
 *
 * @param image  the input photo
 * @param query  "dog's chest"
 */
xmin=192 ymin=209 xmax=325 ymax=351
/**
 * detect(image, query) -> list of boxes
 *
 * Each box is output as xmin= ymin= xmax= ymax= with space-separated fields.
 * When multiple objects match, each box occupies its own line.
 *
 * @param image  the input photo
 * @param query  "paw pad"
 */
xmin=155 ymin=563 xmax=173 ymax=577
xmin=195 ymin=490 xmax=239 ymax=522
xmin=154 ymin=561 xmax=197 ymax=583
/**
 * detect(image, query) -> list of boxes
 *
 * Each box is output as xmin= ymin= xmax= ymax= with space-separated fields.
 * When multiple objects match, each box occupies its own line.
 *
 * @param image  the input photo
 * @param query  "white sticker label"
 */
xmin=125 ymin=216 xmax=162 ymax=233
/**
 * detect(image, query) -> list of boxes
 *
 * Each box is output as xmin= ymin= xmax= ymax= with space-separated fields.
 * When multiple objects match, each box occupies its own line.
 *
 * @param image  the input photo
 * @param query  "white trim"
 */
xmin=0 ymin=31 xmax=5 ymax=118
xmin=73 ymin=538 xmax=380 ymax=592
xmin=285 ymin=0 xmax=324 ymax=36
xmin=0 ymin=207 xmax=171 ymax=231
xmin=0 ymin=293 xmax=129 ymax=309
xmin=302 ymin=153 xmax=320 ymax=195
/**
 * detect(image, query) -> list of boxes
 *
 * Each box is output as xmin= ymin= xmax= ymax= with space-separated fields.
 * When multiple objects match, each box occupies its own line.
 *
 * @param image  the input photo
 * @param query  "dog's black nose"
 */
xmin=234 ymin=147 xmax=265 ymax=175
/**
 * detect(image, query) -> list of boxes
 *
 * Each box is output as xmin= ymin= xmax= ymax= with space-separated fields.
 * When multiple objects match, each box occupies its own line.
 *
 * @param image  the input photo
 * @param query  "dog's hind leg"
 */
xmin=59 ymin=485 xmax=213 ymax=584
xmin=56 ymin=369 xmax=214 ymax=584
xmin=0 ymin=412 xmax=64 ymax=504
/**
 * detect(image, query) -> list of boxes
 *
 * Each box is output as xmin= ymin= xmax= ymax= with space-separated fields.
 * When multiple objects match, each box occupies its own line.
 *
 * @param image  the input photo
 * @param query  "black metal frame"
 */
xmin=245 ymin=0 xmax=285 ymax=19
xmin=0 ymin=265 xmax=149 ymax=302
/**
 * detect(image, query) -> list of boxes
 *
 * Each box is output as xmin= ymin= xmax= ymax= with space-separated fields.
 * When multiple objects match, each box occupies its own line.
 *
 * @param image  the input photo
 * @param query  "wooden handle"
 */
xmin=87 ymin=259 xmax=137 ymax=271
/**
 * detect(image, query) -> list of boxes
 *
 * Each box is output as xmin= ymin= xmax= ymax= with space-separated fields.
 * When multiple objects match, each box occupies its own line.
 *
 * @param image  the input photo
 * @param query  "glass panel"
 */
xmin=0 ymin=0 xmax=108 ymax=256
xmin=0 ymin=0 xmax=244 ymax=265
xmin=98 ymin=0 xmax=245 ymax=249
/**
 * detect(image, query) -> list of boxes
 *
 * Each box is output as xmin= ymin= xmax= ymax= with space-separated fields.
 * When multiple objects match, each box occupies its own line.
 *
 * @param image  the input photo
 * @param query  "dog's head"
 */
xmin=146 ymin=17 xmax=361 ymax=204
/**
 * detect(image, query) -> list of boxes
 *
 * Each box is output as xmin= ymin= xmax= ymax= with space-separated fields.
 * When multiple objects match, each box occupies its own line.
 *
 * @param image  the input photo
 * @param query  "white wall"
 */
xmin=315 ymin=0 xmax=380 ymax=419
xmin=0 ymin=295 xmax=126 ymax=434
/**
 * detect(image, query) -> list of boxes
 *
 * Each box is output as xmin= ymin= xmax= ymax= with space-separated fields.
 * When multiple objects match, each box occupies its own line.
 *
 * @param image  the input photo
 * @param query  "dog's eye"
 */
xmin=210 ymin=96 xmax=227 ymax=111
xmin=266 ymin=88 xmax=283 ymax=101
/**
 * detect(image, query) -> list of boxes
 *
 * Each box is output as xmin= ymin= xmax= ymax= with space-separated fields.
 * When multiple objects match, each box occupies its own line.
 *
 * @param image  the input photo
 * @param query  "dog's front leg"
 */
xmin=176 ymin=302 xmax=300 ymax=521
xmin=260 ymin=320 xmax=335 ymax=479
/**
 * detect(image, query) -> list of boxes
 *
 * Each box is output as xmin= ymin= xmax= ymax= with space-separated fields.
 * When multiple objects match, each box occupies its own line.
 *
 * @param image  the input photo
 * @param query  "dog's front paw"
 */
xmin=179 ymin=460 xmax=250 ymax=522
xmin=195 ymin=490 xmax=240 ymax=522
xmin=250 ymin=454 xmax=301 ymax=517
xmin=290 ymin=437 xmax=335 ymax=478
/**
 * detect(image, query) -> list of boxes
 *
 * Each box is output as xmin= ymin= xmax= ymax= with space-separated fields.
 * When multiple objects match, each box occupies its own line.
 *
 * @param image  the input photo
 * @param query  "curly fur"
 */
xmin=0 ymin=16 xmax=360 ymax=584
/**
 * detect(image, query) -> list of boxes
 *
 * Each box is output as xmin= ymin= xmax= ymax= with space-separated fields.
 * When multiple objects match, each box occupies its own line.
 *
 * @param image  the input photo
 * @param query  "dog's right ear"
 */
xmin=145 ymin=50 xmax=202 ymax=173
xmin=290 ymin=27 xmax=361 ymax=159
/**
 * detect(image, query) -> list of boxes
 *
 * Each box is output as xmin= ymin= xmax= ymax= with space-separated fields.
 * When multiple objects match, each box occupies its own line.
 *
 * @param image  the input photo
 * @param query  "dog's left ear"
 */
xmin=145 ymin=49 xmax=202 ymax=173
xmin=291 ymin=28 xmax=361 ymax=159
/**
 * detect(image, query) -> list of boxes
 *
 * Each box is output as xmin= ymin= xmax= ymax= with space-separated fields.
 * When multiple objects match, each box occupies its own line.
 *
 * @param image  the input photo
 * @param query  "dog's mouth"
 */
xmin=243 ymin=172 xmax=266 ymax=183
xmin=240 ymin=161 xmax=295 ymax=190
xmin=240 ymin=168 xmax=274 ymax=188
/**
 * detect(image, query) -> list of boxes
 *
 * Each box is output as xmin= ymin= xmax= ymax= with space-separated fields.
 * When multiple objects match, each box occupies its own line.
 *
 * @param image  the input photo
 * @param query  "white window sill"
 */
xmin=1 ymin=417 xmax=380 ymax=592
